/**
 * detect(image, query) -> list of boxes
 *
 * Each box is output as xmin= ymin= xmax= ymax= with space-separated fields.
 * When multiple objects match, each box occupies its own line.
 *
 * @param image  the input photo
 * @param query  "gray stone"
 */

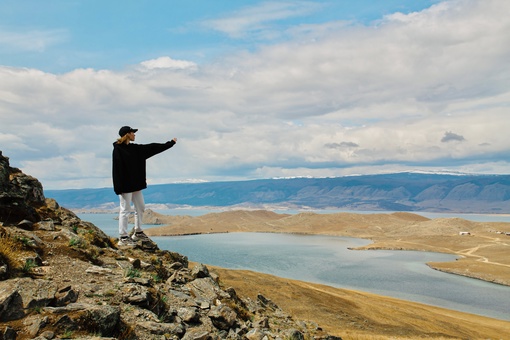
xmin=15 ymin=278 xmax=58 ymax=309
xmin=137 ymin=321 xmax=185 ymax=336
xmin=257 ymin=294 xmax=279 ymax=310
xmin=125 ymin=277 xmax=152 ymax=286
xmin=17 ymin=219 xmax=34 ymax=230
xmin=177 ymin=307 xmax=199 ymax=323
xmin=169 ymin=261 xmax=184 ymax=270
xmin=3 ymin=326 xmax=17 ymax=340
xmin=38 ymin=330 xmax=56 ymax=339
xmin=0 ymin=280 xmax=25 ymax=321
xmin=54 ymin=287 xmax=79 ymax=306
xmin=85 ymin=265 xmax=114 ymax=275
xmin=23 ymin=315 xmax=46 ymax=337
xmin=168 ymin=268 xmax=193 ymax=284
xmin=182 ymin=329 xmax=212 ymax=340
xmin=35 ymin=219 xmax=55 ymax=231
xmin=122 ymin=283 xmax=153 ymax=307
xmin=253 ymin=316 xmax=269 ymax=329
xmin=246 ymin=328 xmax=266 ymax=340
xmin=0 ymin=264 xmax=8 ymax=280
xmin=186 ymin=277 xmax=229 ymax=305
xmin=46 ymin=303 xmax=121 ymax=337
xmin=287 ymin=329 xmax=304 ymax=340
xmin=208 ymin=304 xmax=238 ymax=331
xmin=191 ymin=263 xmax=210 ymax=279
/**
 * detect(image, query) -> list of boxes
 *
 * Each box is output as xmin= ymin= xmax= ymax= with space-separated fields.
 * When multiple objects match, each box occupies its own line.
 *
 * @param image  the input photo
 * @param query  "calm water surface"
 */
xmin=78 ymin=210 xmax=510 ymax=321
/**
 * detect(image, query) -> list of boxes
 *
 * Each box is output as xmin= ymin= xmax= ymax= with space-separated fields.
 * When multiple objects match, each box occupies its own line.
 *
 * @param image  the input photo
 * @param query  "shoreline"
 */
xmin=155 ymin=229 xmax=510 ymax=287
xmin=74 ymin=210 xmax=510 ymax=337
xmin=143 ymin=210 xmax=510 ymax=288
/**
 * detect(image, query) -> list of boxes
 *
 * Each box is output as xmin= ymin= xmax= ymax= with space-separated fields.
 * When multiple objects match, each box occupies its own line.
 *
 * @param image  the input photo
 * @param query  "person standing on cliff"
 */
xmin=112 ymin=126 xmax=177 ymax=247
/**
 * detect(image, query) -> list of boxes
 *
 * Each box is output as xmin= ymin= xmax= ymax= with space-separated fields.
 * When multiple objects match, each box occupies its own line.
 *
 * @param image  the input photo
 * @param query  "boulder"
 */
xmin=0 ymin=281 xmax=24 ymax=321
xmin=44 ymin=303 xmax=121 ymax=337
xmin=0 ymin=151 xmax=45 ymax=225
xmin=207 ymin=304 xmax=238 ymax=331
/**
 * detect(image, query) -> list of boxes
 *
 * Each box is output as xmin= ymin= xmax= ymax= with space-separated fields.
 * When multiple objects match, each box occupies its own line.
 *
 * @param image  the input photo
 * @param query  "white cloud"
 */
xmin=203 ymin=1 xmax=323 ymax=38
xmin=1 ymin=0 xmax=509 ymax=189
xmin=140 ymin=57 xmax=198 ymax=71
xmin=0 ymin=28 xmax=68 ymax=52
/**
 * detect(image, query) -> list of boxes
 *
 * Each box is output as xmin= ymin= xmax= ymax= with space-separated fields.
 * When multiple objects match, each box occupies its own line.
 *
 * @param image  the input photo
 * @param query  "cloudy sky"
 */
xmin=1 ymin=0 xmax=509 ymax=190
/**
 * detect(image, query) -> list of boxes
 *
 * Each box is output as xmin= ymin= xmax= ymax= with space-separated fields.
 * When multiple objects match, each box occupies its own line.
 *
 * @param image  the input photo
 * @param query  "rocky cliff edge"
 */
xmin=0 ymin=151 xmax=340 ymax=340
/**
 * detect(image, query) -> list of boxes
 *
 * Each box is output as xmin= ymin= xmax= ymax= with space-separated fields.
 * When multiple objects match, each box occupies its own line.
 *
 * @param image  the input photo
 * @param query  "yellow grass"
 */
xmin=146 ymin=210 xmax=510 ymax=339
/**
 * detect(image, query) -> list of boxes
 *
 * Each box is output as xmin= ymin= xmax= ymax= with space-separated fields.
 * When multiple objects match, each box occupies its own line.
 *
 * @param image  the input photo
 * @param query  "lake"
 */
xmin=78 ymin=210 xmax=510 ymax=321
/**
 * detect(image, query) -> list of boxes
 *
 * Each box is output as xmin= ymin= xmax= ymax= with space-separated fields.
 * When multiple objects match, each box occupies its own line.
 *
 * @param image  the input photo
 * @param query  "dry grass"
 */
xmin=146 ymin=211 xmax=510 ymax=339
xmin=211 ymin=265 xmax=510 ymax=339
xmin=146 ymin=210 xmax=510 ymax=285
xmin=0 ymin=233 xmax=34 ymax=275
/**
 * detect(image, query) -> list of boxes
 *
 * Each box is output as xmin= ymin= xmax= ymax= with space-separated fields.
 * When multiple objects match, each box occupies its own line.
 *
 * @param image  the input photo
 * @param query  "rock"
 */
xmin=125 ymin=276 xmax=152 ymax=286
xmin=253 ymin=316 xmax=269 ymax=329
xmin=35 ymin=219 xmax=55 ymax=231
xmin=191 ymin=263 xmax=210 ymax=278
xmin=34 ymin=329 xmax=55 ymax=339
xmin=186 ymin=277 xmax=227 ymax=305
xmin=168 ymin=268 xmax=193 ymax=284
xmin=137 ymin=321 xmax=185 ymax=337
xmin=0 ymin=281 xmax=24 ymax=321
xmin=208 ymin=304 xmax=238 ymax=330
xmin=245 ymin=328 xmax=266 ymax=340
xmin=85 ymin=265 xmax=114 ymax=275
xmin=45 ymin=303 xmax=121 ymax=337
xmin=23 ymin=315 xmax=48 ymax=338
xmin=169 ymin=261 xmax=184 ymax=270
xmin=140 ymin=238 xmax=159 ymax=251
xmin=0 ymin=264 xmax=7 ymax=281
xmin=182 ymin=329 xmax=213 ymax=340
xmin=178 ymin=307 xmax=200 ymax=323
xmin=287 ymin=329 xmax=305 ymax=340
xmin=129 ymin=257 xmax=141 ymax=268
xmin=122 ymin=283 xmax=150 ymax=305
xmin=17 ymin=219 xmax=34 ymax=230
xmin=0 ymin=150 xmax=338 ymax=340
xmin=257 ymin=294 xmax=279 ymax=310
xmin=15 ymin=278 xmax=58 ymax=309
xmin=54 ymin=286 xmax=79 ymax=307
xmin=0 ymin=152 xmax=45 ymax=224
xmin=2 ymin=326 xmax=17 ymax=340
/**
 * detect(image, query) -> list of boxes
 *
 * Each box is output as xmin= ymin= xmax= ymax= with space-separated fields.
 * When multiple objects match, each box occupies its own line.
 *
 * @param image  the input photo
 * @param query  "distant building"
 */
xmin=459 ymin=231 xmax=471 ymax=236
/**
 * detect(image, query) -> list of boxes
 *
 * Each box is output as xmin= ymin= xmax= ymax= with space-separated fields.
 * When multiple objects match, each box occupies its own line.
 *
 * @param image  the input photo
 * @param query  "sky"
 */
xmin=1 ymin=0 xmax=509 ymax=190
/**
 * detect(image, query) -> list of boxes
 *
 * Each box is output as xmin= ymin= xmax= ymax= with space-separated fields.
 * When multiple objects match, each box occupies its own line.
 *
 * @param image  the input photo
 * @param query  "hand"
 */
xmin=172 ymin=138 xmax=177 ymax=142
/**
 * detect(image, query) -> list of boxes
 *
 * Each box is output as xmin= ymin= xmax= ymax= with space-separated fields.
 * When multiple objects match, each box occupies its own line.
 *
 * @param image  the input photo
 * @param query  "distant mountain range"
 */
xmin=44 ymin=172 xmax=510 ymax=214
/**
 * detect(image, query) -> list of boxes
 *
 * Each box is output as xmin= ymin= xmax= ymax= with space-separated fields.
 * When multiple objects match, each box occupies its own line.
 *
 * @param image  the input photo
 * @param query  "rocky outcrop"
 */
xmin=0 ymin=151 xmax=340 ymax=339
xmin=0 ymin=151 xmax=45 ymax=224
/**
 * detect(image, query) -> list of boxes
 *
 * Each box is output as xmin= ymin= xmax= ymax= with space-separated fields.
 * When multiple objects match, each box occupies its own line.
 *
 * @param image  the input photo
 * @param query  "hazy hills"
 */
xmin=45 ymin=172 xmax=510 ymax=213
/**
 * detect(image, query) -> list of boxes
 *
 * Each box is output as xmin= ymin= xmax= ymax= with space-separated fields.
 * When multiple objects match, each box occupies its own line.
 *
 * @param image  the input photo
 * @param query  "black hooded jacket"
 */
xmin=112 ymin=140 xmax=176 ymax=195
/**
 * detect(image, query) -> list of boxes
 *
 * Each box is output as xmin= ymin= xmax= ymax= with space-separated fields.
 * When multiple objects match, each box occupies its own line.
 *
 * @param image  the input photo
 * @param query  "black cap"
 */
xmin=119 ymin=126 xmax=138 ymax=136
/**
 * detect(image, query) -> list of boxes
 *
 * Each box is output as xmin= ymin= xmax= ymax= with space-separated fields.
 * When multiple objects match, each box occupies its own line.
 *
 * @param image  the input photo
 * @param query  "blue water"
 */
xmin=78 ymin=210 xmax=510 ymax=321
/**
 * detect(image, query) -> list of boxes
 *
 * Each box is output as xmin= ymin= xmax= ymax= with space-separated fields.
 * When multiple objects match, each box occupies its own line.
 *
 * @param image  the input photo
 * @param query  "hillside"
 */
xmin=1 ymin=150 xmax=337 ymax=339
xmin=144 ymin=210 xmax=510 ymax=286
xmin=3 ymin=150 xmax=510 ymax=339
xmin=45 ymin=173 xmax=510 ymax=213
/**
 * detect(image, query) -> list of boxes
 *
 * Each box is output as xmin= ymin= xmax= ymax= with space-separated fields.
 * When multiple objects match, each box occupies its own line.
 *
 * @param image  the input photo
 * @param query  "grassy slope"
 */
xmin=210 ymin=265 xmax=510 ymax=339
xmin=146 ymin=210 xmax=510 ymax=339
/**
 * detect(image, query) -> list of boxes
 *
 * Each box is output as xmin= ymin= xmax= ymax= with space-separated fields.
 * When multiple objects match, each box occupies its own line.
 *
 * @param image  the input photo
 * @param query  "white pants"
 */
xmin=118 ymin=191 xmax=145 ymax=236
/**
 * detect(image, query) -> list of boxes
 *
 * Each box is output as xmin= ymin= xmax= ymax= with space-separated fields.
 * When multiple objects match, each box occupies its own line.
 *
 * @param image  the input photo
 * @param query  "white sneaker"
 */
xmin=118 ymin=236 xmax=136 ymax=247
xmin=131 ymin=231 xmax=150 ymax=241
